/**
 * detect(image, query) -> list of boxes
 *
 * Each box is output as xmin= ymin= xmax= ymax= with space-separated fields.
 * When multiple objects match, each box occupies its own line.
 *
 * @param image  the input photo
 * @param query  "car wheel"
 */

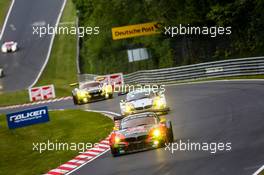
xmin=110 ymin=147 xmax=119 ymax=157
xmin=166 ymin=121 xmax=174 ymax=143
xmin=109 ymin=93 xmax=113 ymax=99
xmin=105 ymin=93 xmax=109 ymax=99
xmin=0 ymin=70 xmax=4 ymax=77
xmin=72 ymin=94 xmax=79 ymax=105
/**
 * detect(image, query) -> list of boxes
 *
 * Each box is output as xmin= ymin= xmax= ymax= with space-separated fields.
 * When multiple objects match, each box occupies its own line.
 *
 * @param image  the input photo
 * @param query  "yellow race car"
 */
xmin=72 ymin=81 xmax=113 ymax=105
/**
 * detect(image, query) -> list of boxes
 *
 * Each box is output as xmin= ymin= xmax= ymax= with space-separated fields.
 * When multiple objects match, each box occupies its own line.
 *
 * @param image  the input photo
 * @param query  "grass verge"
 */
xmin=0 ymin=90 xmax=28 ymax=106
xmin=210 ymin=74 xmax=264 ymax=80
xmin=0 ymin=0 xmax=77 ymax=106
xmin=35 ymin=0 xmax=78 ymax=97
xmin=0 ymin=109 xmax=113 ymax=175
xmin=0 ymin=0 xmax=10 ymax=31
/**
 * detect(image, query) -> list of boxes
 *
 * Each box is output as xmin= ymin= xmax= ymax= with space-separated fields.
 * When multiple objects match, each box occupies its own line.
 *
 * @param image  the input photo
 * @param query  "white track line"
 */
xmin=84 ymin=109 xmax=120 ymax=120
xmin=29 ymin=0 xmax=67 ymax=88
xmin=84 ymin=109 xmax=120 ymax=116
xmin=253 ymin=165 xmax=264 ymax=175
xmin=76 ymin=155 xmax=91 ymax=159
xmin=0 ymin=0 xmax=15 ymax=40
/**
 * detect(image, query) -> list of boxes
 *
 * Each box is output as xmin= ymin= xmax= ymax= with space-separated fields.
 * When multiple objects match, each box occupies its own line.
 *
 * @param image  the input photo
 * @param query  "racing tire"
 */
xmin=166 ymin=121 xmax=174 ymax=143
xmin=72 ymin=94 xmax=79 ymax=105
xmin=110 ymin=147 xmax=119 ymax=157
xmin=105 ymin=93 xmax=113 ymax=99
xmin=0 ymin=70 xmax=4 ymax=78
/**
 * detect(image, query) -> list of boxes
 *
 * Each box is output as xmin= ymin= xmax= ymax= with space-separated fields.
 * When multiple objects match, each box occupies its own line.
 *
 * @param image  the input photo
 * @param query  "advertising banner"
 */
xmin=109 ymin=73 xmax=123 ymax=87
xmin=29 ymin=84 xmax=56 ymax=102
xmin=6 ymin=106 xmax=49 ymax=129
xmin=112 ymin=22 xmax=161 ymax=40
xmin=95 ymin=73 xmax=124 ymax=89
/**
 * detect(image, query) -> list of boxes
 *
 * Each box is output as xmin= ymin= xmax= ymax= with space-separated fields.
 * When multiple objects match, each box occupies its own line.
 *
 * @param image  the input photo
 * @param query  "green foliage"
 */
xmin=0 ymin=0 xmax=10 ymax=29
xmin=73 ymin=0 xmax=264 ymax=74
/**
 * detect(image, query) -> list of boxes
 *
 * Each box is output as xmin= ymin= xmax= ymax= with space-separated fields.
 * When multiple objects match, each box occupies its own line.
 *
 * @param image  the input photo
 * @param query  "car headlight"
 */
xmin=1 ymin=46 xmax=7 ymax=52
xmin=11 ymin=45 xmax=16 ymax=51
xmin=113 ymin=133 xmax=125 ymax=144
xmin=104 ymin=85 xmax=112 ymax=94
xmin=77 ymin=90 xmax=87 ymax=98
xmin=125 ymin=103 xmax=134 ymax=113
xmin=115 ymin=136 xmax=121 ymax=144
xmin=153 ymin=96 xmax=166 ymax=109
xmin=153 ymin=129 xmax=161 ymax=137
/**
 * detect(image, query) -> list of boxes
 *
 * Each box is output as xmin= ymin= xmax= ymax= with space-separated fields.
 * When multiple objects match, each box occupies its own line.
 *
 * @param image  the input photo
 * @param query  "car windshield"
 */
xmin=121 ymin=115 xmax=157 ymax=129
xmin=80 ymin=82 xmax=100 ymax=89
xmin=127 ymin=91 xmax=154 ymax=102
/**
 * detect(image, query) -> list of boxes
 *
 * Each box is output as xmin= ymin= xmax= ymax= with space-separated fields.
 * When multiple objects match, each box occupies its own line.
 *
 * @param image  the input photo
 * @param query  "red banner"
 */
xmin=29 ymin=85 xmax=56 ymax=102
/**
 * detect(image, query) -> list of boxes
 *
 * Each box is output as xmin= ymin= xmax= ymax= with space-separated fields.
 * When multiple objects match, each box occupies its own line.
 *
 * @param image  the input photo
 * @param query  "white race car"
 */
xmin=1 ymin=41 xmax=18 ymax=53
xmin=0 ymin=67 xmax=3 ymax=78
xmin=120 ymin=89 xmax=169 ymax=116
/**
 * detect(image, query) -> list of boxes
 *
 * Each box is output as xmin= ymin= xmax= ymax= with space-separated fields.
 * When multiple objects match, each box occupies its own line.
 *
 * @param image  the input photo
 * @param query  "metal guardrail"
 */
xmin=123 ymin=56 xmax=264 ymax=84
xmin=78 ymin=74 xmax=98 ymax=83
xmin=79 ymin=56 xmax=264 ymax=84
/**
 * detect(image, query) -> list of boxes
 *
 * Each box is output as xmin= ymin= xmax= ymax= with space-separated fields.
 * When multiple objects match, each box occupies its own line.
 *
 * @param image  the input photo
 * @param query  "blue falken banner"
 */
xmin=6 ymin=106 xmax=49 ymax=129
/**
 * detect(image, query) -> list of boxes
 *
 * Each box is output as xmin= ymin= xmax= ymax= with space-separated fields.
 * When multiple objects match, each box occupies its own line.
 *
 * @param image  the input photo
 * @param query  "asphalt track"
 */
xmin=0 ymin=0 xmax=65 ymax=91
xmin=0 ymin=80 xmax=263 ymax=175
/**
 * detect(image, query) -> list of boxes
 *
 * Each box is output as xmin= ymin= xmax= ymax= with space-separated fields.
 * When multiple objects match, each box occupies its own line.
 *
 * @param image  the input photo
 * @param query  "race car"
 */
xmin=120 ymin=89 xmax=169 ymax=116
xmin=72 ymin=81 xmax=113 ymax=105
xmin=110 ymin=112 xmax=174 ymax=156
xmin=0 ymin=67 xmax=3 ymax=78
xmin=1 ymin=41 xmax=18 ymax=53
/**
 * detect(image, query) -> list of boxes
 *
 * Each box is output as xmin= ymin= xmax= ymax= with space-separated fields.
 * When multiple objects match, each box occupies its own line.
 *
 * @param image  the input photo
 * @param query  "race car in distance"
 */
xmin=1 ymin=41 xmax=18 ymax=53
xmin=110 ymin=112 xmax=174 ymax=156
xmin=0 ymin=67 xmax=3 ymax=78
xmin=72 ymin=81 xmax=113 ymax=105
xmin=120 ymin=89 xmax=169 ymax=116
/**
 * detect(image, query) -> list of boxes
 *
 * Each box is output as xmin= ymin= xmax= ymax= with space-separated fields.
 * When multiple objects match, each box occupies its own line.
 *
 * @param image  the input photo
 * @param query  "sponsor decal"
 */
xmin=205 ymin=67 xmax=224 ymax=73
xmin=6 ymin=106 xmax=49 ymax=129
xmin=112 ymin=22 xmax=161 ymax=40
